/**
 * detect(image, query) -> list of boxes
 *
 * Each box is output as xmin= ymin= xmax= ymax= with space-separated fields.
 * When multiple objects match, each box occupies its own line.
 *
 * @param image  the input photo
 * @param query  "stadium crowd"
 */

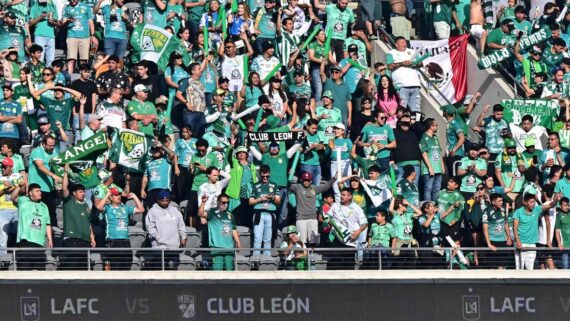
xmin=1 ymin=0 xmax=570 ymax=272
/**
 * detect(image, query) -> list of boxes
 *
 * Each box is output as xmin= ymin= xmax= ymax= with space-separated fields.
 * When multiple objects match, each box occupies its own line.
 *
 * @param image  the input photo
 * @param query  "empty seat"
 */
xmin=255 ymin=254 xmax=278 ymax=271
xmin=235 ymin=254 xmax=251 ymax=271
xmin=178 ymin=253 xmax=196 ymax=271
xmin=236 ymin=226 xmax=252 ymax=257
xmin=129 ymin=226 xmax=147 ymax=249
xmin=185 ymin=226 xmax=202 ymax=256
xmin=309 ymin=253 xmax=327 ymax=270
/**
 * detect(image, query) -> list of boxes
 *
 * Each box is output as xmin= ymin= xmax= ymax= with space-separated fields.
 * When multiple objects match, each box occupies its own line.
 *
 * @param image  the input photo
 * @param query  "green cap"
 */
xmin=235 ymin=146 xmax=248 ymax=154
xmin=266 ymin=115 xmax=280 ymax=129
xmin=211 ymin=120 xmax=225 ymax=134
xmin=444 ymin=105 xmax=456 ymax=115
xmin=524 ymin=137 xmax=536 ymax=147
xmin=504 ymin=138 xmax=516 ymax=148
xmin=285 ymin=225 xmax=298 ymax=235
xmin=321 ymin=90 xmax=334 ymax=100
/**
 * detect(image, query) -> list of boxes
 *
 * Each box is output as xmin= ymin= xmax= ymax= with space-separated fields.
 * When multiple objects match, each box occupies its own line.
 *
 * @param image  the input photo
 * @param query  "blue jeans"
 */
xmin=561 ymin=252 xmax=569 ymax=270
xmin=104 ymin=38 xmax=128 ymax=58
xmin=376 ymin=157 xmax=391 ymax=173
xmin=422 ymin=173 xmax=442 ymax=202
xmin=253 ymin=213 xmax=273 ymax=256
xmin=73 ymin=113 xmax=92 ymax=143
xmin=396 ymin=164 xmax=420 ymax=186
xmin=182 ymin=109 xmax=206 ymax=137
xmin=310 ymin=67 xmax=323 ymax=103
xmin=0 ymin=209 xmax=18 ymax=256
xmin=35 ymin=36 xmax=55 ymax=66
xmin=277 ymin=187 xmax=288 ymax=229
xmin=398 ymin=86 xmax=421 ymax=112
xmin=299 ymin=164 xmax=322 ymax=186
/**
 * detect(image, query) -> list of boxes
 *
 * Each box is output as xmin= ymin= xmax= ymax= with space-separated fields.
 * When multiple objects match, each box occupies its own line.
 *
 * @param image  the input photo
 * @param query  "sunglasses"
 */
xmin=477 ymin=187 xmax=485 ymax=191
xmin=400 ymin=121 xmax=410 ymax=126
xmin=42 ymin=73 xmax=52 ymax=76
xmin=331 ymin=70 xmax=341 ymax=74
xmin=261 ymin=174 xmax=270 ymax=178
xmin=479 ymin=151 xmax=488 ymax=155
xmin=225 ymin=46 xmax=235 ymax=49
xmin=379 ymin=117 xmax=386 ymax=120
xmin=219 ymin=201 xmax=229 ymax=205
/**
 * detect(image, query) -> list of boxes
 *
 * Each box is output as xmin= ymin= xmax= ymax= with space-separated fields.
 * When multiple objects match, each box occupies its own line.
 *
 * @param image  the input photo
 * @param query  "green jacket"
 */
xmin=226 ymin=148 xmax=257 ymax=200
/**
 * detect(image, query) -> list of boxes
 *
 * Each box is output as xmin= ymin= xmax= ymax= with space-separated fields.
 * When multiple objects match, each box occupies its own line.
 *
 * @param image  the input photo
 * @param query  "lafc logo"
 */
xmin=178 ymin=293 xmax=195 ymax=320
xmin=20 ymin=289 xmax=40 ymax=321
xmin=463 ymin=288 xmax=480 ymax=321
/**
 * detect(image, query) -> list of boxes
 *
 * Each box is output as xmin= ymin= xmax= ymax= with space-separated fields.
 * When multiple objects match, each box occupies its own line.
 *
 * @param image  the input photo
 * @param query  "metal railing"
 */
xmin=0 ymin=246 xmax=566 ymax=271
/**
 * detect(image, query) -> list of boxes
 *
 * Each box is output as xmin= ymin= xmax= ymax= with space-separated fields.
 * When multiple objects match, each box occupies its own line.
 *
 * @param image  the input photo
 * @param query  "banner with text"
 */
xmin=247 ymin=131 xmax=305 ymax=142
xmin=500 ymin=99 xmax=559 ymax=130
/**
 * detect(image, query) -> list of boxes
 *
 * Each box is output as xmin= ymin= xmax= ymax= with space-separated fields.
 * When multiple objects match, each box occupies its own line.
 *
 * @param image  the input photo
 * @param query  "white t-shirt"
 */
xmin=221 ymin=54 xmax=245 ymax=92
xmin=538 ymin=207 xmax=556 ymax=245
xmin=329 ymin=202 xmax=367 ymax=247
xmin=509 ymin=123 xmax=547 ymax=153
xmin=387 ymin=48 xmax=421 ymax=88
xmin=197 ymin=178 xmax=230 ymax=211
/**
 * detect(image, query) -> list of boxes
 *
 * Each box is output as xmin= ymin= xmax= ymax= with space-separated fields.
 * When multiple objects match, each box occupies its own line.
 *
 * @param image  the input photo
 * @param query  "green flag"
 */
xmin=130 ymin=23 xmax=191 ymax=70
xmin=560 ymin=129 xmax=570 ymax=148
xmin=500 ymin=99 xmax=559 ymax=130
xmin=108 ymin=127 xmax=153 ymax=171
xmin=51 ymin=131 xmax=108 ymax=165
xmin=477 ymin=28 xmax=551 ymax=70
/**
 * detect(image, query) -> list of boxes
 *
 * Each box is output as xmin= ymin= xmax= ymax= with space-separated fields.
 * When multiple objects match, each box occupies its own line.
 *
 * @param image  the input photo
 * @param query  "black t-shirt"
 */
xmin=131 ymin=75 xmax=159 ymax=103
xmin=96 ymin=70 xmax=130 ymax=94
xmin=70 ymin=79 xmax=97 ymax=114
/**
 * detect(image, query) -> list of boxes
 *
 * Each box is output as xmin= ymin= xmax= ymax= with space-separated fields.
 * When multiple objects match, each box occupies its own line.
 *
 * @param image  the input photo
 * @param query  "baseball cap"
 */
xmin=235 ymin=146 xmax=248 ymax=154
xmin=4 ymin=12 xmax=16 ymax=20
xmin=530 ymin=45 xmax=542 ymax=54
xmin=285 ymin=225 xmax=298 ymax=235
xmin=37 ymin=116 xmax=50 ymax=125
xmin=157 ymin=189 xmax=170 ymax=200
xmin=109 ymin=188 xmax=121 ymax=196
xmin=524 ymin=137 xmax=536 ymax=147
xmin=444 ymin=104 xmax=456 ymax=115
xmin=134 ymin=84 xmax=150 ymax=92
xmin=218 ymin=76 xmax=229 ymax=84
xmin=88 ymin=114 xmax=103 ymax=123
xmin=330 ymin=65 xmax=341 ymax=72
xmin=504 ymin=138 xmax=517 ymax=148
xmin=348 ymin=44 xmax=358 ymax=53
xmin=321 ymin=90 xmax=334 ymax=100
xmin=300 ymin=172 xmax=312 ymax=181
xmin=269 ymin=141 xmax=280 ymax=149
xmin=265 ymin=115 xmax=280 ymax=129
xmin=1 ymin=157 xmax=13 ymax=168
xmin=334 ymin=123 xmax=346 ymax=131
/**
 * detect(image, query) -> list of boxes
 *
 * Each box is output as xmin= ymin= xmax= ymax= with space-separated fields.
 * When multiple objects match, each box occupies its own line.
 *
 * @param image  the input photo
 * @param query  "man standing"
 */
xmin=314 ymin=0 xmax=355 ymax=61
xmin=219 ymin=35 xmax=254 ymax=93
xmin=131 ymin=61 xmax=160 ymax=103
xmin=61 ymin=165 xmax=95 ymax=270
xmin=11 ymin=183 xmax=52 ymax=270
xmin=359 ymin=111 xmax=396 ymax=171
xmin=327 ymin=188 xmax=368 ymax=269
xmin=0 ymin=157 xmax=23 ymax=256
xmin=145 ymin=190 xmax=186 ymax=270
xmin=176 ymin=62 xmax=206 ymax=136
xmin=95 ymin=88 xmax=125 ymax=129
xmin=251 ymin=41 xmax=281 ymax=82
xmin=437 ymin=176 xmax=465 ymax=238
xmin=70 ymin=64 xmax=97 ymax=139
xmin=61 ymin=0 xmax=95 ymax=73
xmin=420 ymin=118 xmax=444 ymax=201
xmin=96 ymin=55 xmax=130 ymax=98
xmin=444 ymin=105 xmax=465 ymax=173
xmin=30 ymin=0 xmax=59 ymax=66
xmin=320 ymin=63 xmax=352 ymax=126
xmin=28 ymin=135 xmax=60 ymax=227
xmin=482 ymin=193 xmax=511 ymax=268
xmin=0 ymin=84 xmax=22 ymax=146
xmin=127 ymin=85 xmax=158 ymax=136
xmin=141 ymin=142 xmax=175 ymax=209
xmin=0 ymin=11 xmax=30 ymax=61
xmin=249 ymin=165 xmax=281 ymax=256
xmin=95 ymin=188 xmax=144 ymax=270
xmin=513 ymin=193 xmax=558 ymax=270
xmin=198 ymin=193 xmax=241 ymax=271
xmin=386 ymin=36 xmax=422 ymax=112
xmin=509 ymin=115 xmax=547 ymax=153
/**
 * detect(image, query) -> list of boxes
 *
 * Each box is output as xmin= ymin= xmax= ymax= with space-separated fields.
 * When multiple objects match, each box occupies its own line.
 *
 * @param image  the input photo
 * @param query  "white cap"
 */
xmin=334 ymin=123 xmax=345 ymax=131
xmin=134 ymin=84 xmax=149 ymax=93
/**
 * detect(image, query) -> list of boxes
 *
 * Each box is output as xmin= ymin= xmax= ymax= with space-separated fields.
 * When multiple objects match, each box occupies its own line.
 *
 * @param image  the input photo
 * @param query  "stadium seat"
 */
xmin=90 ymin=252 xmax=103 ymax=271
xmin=309 ymin=253 xmax=327 ymax=270
xmin=51 ymin=227 xmax=64 ymax=248
xmin=46 ymin=252 xmax=58 ymax=271
xmin=0 ymin=254 xmax=13 ymax=270
xmin=255 ymin=254 xmax=278 ymax=271
xmin=129 ymin=226 xmax=147 ymax=249
xmin=178 ymin=253 xmax=196 ymax=271
xmin=184 ymin=226 xmax=202 ymax=256
xmin=272 ymin=230 xmax=284 ymax=257
xmin=236 ymin=225 xmax=252 ymax=256
xmin=235 ymin=254 xmax=251 ymax=271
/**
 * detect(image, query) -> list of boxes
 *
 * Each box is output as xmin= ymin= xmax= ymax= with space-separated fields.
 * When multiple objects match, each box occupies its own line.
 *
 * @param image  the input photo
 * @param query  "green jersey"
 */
xmin=486 ymin=28 xmax=515 ymax=54
xmin=126 ymin=99 xmax=157 ymax=136
xmin=207 ymin=208 xmax=236 ymax=248
xmin=16 ymin=196 xmax=50 ymax=246
xmin=446 ymin=118 xmax=464 ymax=157
xmin=512 ymin=205 xmax=542 ymax=244
xmin=430 ymin=0 xmax=454 ymax=24
xmin=315 ymin=105 xmax=342 ymax=141
xmin=495 ymin=153 xmax=526 ymax=193
xmin=39 ymin=96 xmax=75 ymax=131
xmin=104 ymin=204 xmax=135 ymax=240
xmin=458 ymin=157 xmax=487 ymax=193
xmin=29 ymin=145 xmax=56 ymax=192
xmin=555 ymin=177 xmax=570 ymax=201
xmin=542 ymin=46 xmax=566 ymax=70
xmin=482 ymin=207 xmax=508 ymax=242
xmin=191 ymin=153 xmax=219 ymax=191
xmin=145 ymin=157 xmax=172 ymax=191
xmin=437 ymin=189 xmax=465 ymax=226
xmin=391 ymin=211 xmax=414 ymax=241
xmin=369 ymin=222 xmax=393 ymax=247
xmin=514 ymin=19 xmax=532 ymax=36
xmin=419 ymin=133 xmax=443 ymax=175
xmin=483 ymin=117 xmax=508 ymax=154
xmin=251 ymin=182 xmax=278 ymax=213
xmin=62 ymin=195 xmax=91 ymax=242
xmin=325 ymin=4 xmax=355 ymax=40
xmin=0 ymin=23 xmax=26 ymax=59
xmin=142 ymin=0 xmax=168 ymax=28
xmin=361 ymin=123 xmax=394 ymax=159
xmin=397 ymin=179 xmax=420 ymax=209
xmin=301 ymin=132 xmax=322 ymax=166
xmin=63 ymin=3 xmax=94 ymax=38
xmin=261 ymin=153 xmax=288 ymax=188
xmin=30 ymin=3 xmax=59 ymax=39
xmin=555 ymin=211 xmax=570 ymax=247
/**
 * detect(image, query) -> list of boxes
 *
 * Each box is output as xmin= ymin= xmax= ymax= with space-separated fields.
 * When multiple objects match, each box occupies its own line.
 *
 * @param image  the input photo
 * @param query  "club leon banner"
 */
xmin=410 ymin=34 xmax=469 ymax=105
xmin=108 ymin=127 xmax=153 ymax=171
xmin=500 ymin=99 xmax=559 ymax=130
xmin=51 ymin=131 xmax=108 ymax=165
xmin=130 ymin=23 xmax=191 ymax=70
xmin=478 ymin=27 xmax=552 ymax=69
xmin=247 ymin=131 xmax=305 ymax=142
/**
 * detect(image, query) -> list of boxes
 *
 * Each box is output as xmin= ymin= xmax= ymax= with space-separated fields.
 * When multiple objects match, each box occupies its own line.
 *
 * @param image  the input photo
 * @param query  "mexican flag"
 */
xmin=410 ymin=34 xmax=469 ymax=105
xmin=130 ymin=24 xmax=191 ymax=70
xmin=107 ymin=127 xmax=153 ymax=171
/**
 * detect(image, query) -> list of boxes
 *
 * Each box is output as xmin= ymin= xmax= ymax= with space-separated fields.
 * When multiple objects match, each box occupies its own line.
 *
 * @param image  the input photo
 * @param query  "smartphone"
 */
xmin=235 ymin=40 xmax=245 ymax=49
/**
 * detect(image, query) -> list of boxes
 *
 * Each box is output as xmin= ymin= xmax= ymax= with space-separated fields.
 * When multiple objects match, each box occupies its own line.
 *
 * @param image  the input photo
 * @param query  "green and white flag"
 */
xmin=51 ymin=131 xmax=108 ymax=165
xmin=108 ymin=127 xmax=153 ymax=171
xmin=130 ymin=23 xmax=191 ymax=70
xmin=478 ymin=28 xmax=552 ymax=70
xmin=559 ymin=129 xmax=570 ymax=148
xmin=500 ymin=99 xmax=559 ymax=130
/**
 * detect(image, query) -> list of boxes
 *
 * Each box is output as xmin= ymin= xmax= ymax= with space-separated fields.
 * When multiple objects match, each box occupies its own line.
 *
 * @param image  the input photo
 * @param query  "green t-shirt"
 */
xmin=483 ymin=117 xmax=508 ymax=154
xmin=458 ymin=157 xmax=487 ymax=193
xmin=419 ymin=133 xmax=443 ymax=175
xmin=391 ymin=211 xmax=414 ymax=241
xmin=361 ymin=123 xmax=394 ymax=159
xmin=17 ymin=196 xmax=51 ymax=246
xmin=315 ymin=105 xmax=342 ymax=142
xmin=63 ymin=3 xmax=94 ymax=38
xmin=369 ymin=222 xmax=393 ymax=247
xmin=542 ymin=46 xmax=565 ymax=70
xmin=300 ymin=132 xmax=322 ymax=166
xmin=325 ymin=4 xmax=355 ymax=40
xmin=102 ymin=5 xmax=128 ymax=40
xmin=62 ymin=195 xmax=91 ymax=242
xmin=446 ymin=118 xmax=464 ymax=157
xmin=555 ymin=178 xmax=570 ymax=200
xmin=142 ymin=0 xmax=168 ymax=28
xmin=555 ymin=211 xmax=570 ymax=247
xmin=187 ymin=0 xmax=206 ymax=20
xmin=430 ymin=0 xmax=454 ymax=24
xmin=127 ymin=99 xmax=157 ymax=136
xmin=512 ymin=205 xmax=542 ymax=244
xmin=397 ymin=179 xmax=420 ymax=208
xmin=495 ymin=153 xmax=526 ymax=193
xmin=261 ymin=153 xmax=288 ymax=188
xmin=191 ymin=153 xmax=219 ymax=191
xmin=333 ymin=138 xmax=352 ymax=161
xmin=0 ymin=24 xmax=26 ymax=59
xmin=257 ymin=8 xmax=277 ymax=39
xmin=207 ymin=209 xmax=236 ymax=248
xmin=482 ymin=207 xmax=508 ymax=242
xmin=486 ymin=28 xmax=515 ymax=54
xmin=30 ymin=2 xmax=59 ymax=39
xmin=29 ymin=145 xmax=56 ymax=192
xmin=145 ymin=157 xmax=172 ymax=191
xmin=514 ymin=19 xmax=532 ymax=36
xmin=437 ymin=189 xmax=465 ymax=226
xmin=251 ymin=182 xmax=278 ymax=213
xmin=39 ymin=96 xmax=75 ymax=131
xmin=104 ymin=204 xmax=135 ymax=240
